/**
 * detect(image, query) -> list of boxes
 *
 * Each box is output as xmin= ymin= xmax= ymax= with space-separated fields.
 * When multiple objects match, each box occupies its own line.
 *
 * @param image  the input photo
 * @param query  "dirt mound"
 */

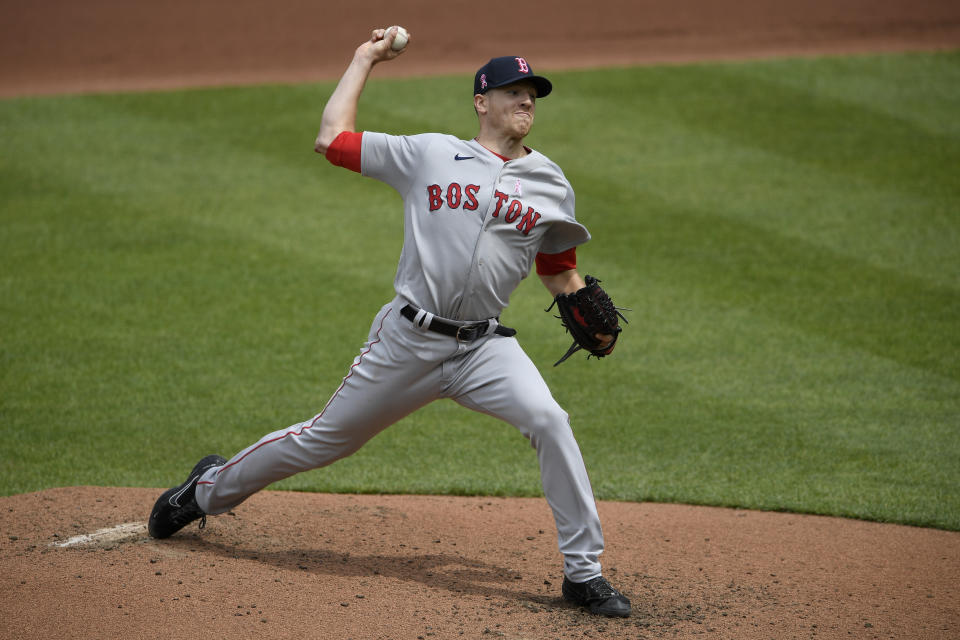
xmin=2 ymin=487 xmax=958 ymax=639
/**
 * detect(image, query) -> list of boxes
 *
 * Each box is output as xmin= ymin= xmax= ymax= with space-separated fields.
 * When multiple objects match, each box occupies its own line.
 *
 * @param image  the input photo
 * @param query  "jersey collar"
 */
xmin=474 ymin=137 xmax=532 ymax=162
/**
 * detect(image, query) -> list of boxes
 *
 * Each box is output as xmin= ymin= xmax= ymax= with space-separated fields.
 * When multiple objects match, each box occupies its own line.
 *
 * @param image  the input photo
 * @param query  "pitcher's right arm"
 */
xmin=314 ymin=27 xmax=409 ymax=155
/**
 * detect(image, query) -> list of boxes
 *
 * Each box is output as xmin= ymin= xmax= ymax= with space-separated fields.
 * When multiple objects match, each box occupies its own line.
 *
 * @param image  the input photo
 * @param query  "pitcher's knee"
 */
xmin=522 ymin=405 xmax=573 ymax=446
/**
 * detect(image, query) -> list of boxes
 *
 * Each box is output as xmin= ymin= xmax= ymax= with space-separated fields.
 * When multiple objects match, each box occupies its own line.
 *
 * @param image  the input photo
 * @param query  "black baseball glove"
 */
xmin=546 ymin=275 xmax=628 ymax=366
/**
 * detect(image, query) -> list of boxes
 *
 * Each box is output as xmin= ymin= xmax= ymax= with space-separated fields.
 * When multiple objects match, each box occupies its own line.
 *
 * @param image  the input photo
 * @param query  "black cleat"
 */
xmin=562 ymin=575 xmax=631 ymax=617
xmin=148 ymin=455 xmax=226 ymax=539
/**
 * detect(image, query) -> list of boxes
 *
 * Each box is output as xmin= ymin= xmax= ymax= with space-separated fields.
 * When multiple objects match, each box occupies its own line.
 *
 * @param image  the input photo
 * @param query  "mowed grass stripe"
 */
xmin=1 ymin=51 xmax=957 ymax=529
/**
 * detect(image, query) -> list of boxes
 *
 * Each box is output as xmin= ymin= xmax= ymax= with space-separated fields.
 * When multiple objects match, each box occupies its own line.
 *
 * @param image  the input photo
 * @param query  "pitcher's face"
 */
xmin=478 ymin=80 xmax=537 ymax=139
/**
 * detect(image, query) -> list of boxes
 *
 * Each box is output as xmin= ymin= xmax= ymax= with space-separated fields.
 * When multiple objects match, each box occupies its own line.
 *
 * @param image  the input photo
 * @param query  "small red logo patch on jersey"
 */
xmin=516 ymin=57 xmax=529 ymax=73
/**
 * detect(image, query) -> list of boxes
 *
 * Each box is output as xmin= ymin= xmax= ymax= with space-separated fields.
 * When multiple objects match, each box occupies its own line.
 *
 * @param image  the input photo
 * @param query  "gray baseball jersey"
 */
xmin=195 ymin=132 xmax=607 ymax=583
xmin=362 ymin=132 xmax=590 ymax=320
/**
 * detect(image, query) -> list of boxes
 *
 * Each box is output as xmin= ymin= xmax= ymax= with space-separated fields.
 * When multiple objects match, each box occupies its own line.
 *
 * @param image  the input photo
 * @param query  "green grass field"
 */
xmin=2 ymin=51 xmax=958 ymax=530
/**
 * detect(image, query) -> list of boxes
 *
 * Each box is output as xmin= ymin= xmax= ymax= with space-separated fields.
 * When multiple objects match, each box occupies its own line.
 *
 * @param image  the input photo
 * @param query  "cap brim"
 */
xmin=531 ymin=76 xmax=553 ymax=98
xmin=482 ymin=75 xmax=553 ymax=98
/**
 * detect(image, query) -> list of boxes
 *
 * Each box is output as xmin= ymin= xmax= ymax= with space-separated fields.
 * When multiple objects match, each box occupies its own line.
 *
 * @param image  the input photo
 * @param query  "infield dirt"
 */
xmin=2 ymin=0 xmax=959 ymax=97
xmin=2 ymin=1 xmax=959 ymax=639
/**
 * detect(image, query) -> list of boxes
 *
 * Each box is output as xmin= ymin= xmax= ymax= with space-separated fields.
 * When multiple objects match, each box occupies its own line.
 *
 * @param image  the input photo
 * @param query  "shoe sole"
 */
xmin=562 ymin=593 xmax=631 ymax=617
xmin=590 ymin=603 xmax=631 ymax=617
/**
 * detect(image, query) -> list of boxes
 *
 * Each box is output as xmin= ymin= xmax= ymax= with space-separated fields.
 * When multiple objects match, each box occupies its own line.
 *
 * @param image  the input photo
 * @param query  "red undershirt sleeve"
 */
xmin=535 ymin=247 xmax=577 ymax=276
xmin=324 ymin=131 xmax=363 ymax=173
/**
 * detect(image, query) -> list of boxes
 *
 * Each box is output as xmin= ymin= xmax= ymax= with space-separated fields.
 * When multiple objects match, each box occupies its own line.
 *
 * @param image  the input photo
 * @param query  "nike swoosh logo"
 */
xmin=168 ymin=474 xmax=199 ymax=507
xmin=454 ymin=154 xmax=475 ymax=161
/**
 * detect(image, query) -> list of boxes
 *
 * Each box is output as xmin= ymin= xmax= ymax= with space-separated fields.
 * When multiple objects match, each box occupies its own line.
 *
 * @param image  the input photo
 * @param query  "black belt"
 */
xmin=400 ymin=305 xmax=516 ymax=342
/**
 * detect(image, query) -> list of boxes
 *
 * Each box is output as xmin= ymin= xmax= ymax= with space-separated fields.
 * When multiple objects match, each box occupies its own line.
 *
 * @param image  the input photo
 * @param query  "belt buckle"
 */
xmin=458 ymin=322 xmax=488 ymax=342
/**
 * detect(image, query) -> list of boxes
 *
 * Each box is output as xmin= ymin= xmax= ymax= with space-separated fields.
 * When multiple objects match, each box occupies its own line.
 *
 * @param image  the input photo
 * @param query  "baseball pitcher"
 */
xmin=148 ymin=27 xmax=629 ymax=617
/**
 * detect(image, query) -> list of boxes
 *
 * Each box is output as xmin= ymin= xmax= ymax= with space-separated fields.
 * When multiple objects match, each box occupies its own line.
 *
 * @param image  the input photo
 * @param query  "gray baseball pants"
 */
xmin=195 ymin=297 xmax=605 ymax=582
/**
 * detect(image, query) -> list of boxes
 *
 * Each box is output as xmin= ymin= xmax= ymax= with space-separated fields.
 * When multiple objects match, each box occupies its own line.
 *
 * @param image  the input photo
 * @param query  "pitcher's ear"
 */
xmin=474 ymin=93 xmax=488 ymax=115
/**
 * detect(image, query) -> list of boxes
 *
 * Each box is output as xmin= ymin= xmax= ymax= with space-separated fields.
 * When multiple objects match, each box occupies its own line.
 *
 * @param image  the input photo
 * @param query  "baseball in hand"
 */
xmin=388 ymin=26 xmax=409 ymax=51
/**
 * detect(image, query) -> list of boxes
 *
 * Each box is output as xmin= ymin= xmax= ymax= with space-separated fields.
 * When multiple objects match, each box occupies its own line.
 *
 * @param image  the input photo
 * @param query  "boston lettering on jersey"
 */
xmin=426 ymin=183 xmax=542 ymax=236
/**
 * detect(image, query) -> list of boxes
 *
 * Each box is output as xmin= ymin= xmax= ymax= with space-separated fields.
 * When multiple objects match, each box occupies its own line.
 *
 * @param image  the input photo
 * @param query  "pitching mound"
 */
xmin=2 ymin=487 xmax=958 ymax=639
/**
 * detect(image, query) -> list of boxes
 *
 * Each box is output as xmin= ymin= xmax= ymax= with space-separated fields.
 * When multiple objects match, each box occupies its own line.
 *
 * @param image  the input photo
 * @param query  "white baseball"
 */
xmin=388 ymin=26 xmax=409 ymax=51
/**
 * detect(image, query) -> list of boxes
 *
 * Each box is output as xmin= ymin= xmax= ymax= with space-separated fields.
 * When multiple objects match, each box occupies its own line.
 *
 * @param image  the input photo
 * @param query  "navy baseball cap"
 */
xmin=474 ymin=56 xmax=553 ymax=98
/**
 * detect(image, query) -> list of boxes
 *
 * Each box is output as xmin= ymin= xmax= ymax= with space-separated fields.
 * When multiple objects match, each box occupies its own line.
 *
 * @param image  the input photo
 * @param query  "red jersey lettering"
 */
xmin=516 ymin=207 xmax=541 ymax=235
xmin=464 ymin=184 xmax=480 ymax=210
xmin=427 ymin=184 xmax=443 ymax=211
xmin=504 ymin=199 xmax=523 ymax=223
xmin=491 ymin=190 xmax=509 ymax=218
xmin=446 ymin=183 xmax=462 ymax=209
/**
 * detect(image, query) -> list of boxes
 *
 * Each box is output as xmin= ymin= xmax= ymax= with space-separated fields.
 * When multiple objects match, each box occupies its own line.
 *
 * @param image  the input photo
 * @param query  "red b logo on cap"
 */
xmin=516 ymin=57 xmax=529 ymax=73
